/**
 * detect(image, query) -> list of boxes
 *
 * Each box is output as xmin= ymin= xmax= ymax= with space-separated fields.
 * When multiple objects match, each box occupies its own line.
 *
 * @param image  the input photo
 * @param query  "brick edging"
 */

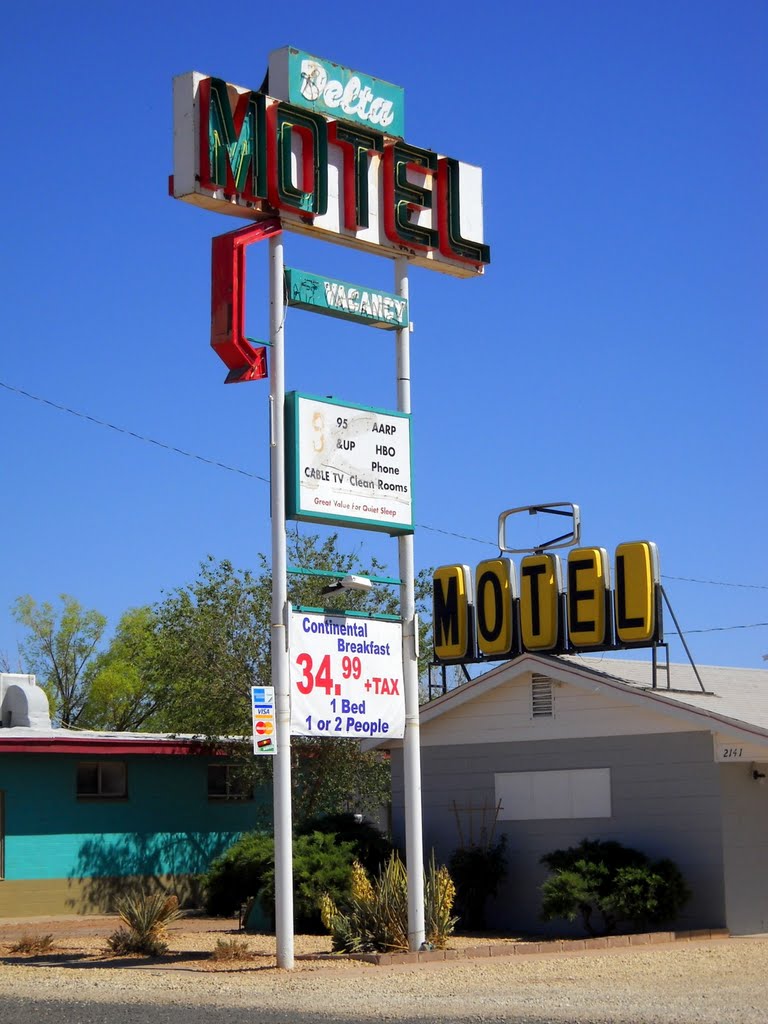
xmin=348 ymin=928 xmax=730 ymax=966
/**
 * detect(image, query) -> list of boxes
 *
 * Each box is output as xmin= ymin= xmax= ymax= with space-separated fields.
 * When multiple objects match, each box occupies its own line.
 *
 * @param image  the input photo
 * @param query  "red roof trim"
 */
xmin=0 ymin=737 xmax=228 ymax=756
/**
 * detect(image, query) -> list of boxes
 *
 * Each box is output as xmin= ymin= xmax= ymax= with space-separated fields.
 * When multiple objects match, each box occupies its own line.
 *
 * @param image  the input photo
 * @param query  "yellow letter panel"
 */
xmin=475 ymin=558 xmax=518 ymax=657
xmin=520 ymin=554 xmax=563 ymax=651
xmin=614 ymin=541 xmax=660 ymax=644
xmin=433 ymin=564 xmax=474 ymax=662
xmin=567 ymin=547 xmax=610 ymax=648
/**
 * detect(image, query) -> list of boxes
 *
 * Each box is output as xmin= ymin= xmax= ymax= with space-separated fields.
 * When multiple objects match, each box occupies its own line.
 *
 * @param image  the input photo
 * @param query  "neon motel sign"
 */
xmin=433 ymin=541 xmax=663 ymax=663
xmin=172 ymin=48 xmax=490 ymax=278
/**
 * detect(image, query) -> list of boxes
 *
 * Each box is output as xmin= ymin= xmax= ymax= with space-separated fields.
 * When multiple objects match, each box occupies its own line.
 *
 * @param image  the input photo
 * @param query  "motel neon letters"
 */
xmin=433 ymin=541 xmax=662 ymax=663
xmin=172 ymin=70 xmax=489 ymax=278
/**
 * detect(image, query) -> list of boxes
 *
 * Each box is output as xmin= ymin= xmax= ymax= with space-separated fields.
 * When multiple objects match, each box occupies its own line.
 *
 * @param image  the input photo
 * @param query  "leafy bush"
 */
xmin=296 ymin=813 xmax=394 ymax=875
xmin=107 ymin=892 xmax=181 ymax=957
xmin=540 ymin=839 xmax=690 ymax=936
xmin=204 ymin=830 xmax=359 ymax=932
xmin=204 ymin=832 xmax=275 ymax=917
xmin=448 ymin=837 xmax=507 ymax=929
xmin=9 ymin=933 xmax=54 ymax=955
xmin=320 ymin=853 xmax=457 ymax=953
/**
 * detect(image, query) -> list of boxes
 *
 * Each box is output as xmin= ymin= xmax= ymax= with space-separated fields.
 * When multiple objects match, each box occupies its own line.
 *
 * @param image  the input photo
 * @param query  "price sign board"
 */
xmin=285 ymin=392 xmax=413 ymax=535
xmin=251 ymin=686 xmax=277 ymax=755
xmin=289 ymin=611 xmax=405 ymax=739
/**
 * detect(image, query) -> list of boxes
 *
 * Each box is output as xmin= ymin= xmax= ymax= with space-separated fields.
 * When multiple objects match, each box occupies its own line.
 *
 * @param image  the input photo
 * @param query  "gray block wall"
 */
xmin=391 ymin=731 xmax=725 ymax=935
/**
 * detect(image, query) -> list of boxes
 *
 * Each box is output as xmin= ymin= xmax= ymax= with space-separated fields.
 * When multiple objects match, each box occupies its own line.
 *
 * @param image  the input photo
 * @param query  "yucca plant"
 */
xmin=425 ymin=853 xmax=458 ymax=948
xmin=107 ymin=892 xmax=182 ymax=957
xmin=320 ymin=853 xmax=457 ymax=953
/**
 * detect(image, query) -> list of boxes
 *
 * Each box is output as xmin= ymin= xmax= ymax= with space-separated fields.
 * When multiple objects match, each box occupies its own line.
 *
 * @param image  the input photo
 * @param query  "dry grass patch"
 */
xmin=9 ymin=933 xmax=55 ymax=955
xmin=210 ymin=937 xmax=251 ymax=962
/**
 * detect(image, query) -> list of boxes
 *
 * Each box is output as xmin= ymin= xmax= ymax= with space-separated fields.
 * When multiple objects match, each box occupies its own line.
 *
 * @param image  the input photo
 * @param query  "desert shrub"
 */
xmin=107 ymin=927 xmax=168 ymax=958
xmin=9 ymin=933 xmax=54 ymax=955
xmin=448 ymin=837 xmax=507 ymax=929
xmin=107 ymin=892 xmax=181 ymax=957
xmin=320 ymin=853 xmax=457 ymax=953
xmin=204 ymin=830 xmax=358 ymax=931
xmin=540 ymin=839 xmax=690 ymax=936
xmin=210 ymin=937 xmax=251 ymax=961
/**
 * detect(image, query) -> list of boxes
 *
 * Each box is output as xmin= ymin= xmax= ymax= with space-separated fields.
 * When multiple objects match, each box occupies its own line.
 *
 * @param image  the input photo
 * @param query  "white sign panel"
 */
xmin=286 ymin=393 xmax=413 ymax=534
xmin=251 ymin=686 xmax=276 ymax=755
xmin=289 ymin=611 xmax=404 ymax=739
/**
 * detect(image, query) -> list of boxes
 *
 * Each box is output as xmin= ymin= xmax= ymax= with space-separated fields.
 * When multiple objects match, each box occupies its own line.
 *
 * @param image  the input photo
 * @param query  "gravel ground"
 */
xmin=0 ymin=917 xmax=765 ymax=1023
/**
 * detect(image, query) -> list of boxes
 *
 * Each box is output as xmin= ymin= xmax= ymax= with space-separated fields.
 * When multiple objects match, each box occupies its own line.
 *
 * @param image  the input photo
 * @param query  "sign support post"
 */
xmin=269 ymin=232 xmax=294 ymax=970
xmin=395 ymin=257 xmax=426 ymax=951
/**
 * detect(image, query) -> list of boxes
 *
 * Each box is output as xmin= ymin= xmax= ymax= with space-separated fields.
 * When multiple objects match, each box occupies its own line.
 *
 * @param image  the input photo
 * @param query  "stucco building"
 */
xmin=380 ymin=656 xmax=768 ymax=935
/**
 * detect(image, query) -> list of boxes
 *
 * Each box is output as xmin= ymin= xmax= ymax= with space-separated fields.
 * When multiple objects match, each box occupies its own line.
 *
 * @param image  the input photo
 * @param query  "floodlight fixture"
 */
xmin=320 ymin=574 xmax=373 ymax=596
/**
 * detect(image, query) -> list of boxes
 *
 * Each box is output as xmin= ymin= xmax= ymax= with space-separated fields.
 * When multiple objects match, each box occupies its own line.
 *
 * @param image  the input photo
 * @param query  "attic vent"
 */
xmin=531 ymin=675 xmax=554 ymax=718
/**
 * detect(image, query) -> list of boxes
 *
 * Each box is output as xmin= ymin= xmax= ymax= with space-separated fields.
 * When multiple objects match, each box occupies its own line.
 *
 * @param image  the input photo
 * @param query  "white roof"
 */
xmin=559 ymin=655 xmax=768 ymax=733
xmin=388 ymin=654 xmax=768 ymax=751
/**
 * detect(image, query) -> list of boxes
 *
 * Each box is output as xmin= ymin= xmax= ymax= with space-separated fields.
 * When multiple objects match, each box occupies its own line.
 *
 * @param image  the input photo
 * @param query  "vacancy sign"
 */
xmin=285 ymin=392 xmax=413 ymax=534
xmin=289 ymin=611 xmax=405 ymax=739
xmin=251 ymin=686 xmax=277 ymax=755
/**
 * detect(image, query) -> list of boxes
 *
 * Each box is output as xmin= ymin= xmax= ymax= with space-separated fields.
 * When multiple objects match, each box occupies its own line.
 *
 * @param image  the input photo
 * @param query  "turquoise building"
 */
xmin=0 ymin=674 xmax=262 ymax=916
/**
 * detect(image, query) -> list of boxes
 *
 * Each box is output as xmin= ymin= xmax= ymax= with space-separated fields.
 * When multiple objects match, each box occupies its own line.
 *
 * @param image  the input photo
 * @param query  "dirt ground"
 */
xmin=1 ymin=916 xmax=766 ymax=1023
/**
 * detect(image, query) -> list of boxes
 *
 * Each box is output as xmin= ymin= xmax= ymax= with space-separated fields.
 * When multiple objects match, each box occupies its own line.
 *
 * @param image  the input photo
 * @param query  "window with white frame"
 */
xmin=76 ymin=761 xmax=127 ymax=799
xmin=495 ymin=768 xmax=611 ymax=820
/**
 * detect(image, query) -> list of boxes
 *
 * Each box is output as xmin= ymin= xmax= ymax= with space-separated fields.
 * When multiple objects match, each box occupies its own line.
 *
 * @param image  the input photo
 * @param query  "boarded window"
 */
xmin=531 ymin=675 xmax=554 ymax=718
xmin=495 ymin=768 xmax=611 ymax=820
xmin=76 ymin=761 xmax=127 ymax=799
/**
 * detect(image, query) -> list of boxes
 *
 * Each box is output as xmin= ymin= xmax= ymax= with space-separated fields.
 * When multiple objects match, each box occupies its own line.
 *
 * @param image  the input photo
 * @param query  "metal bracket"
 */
xmin=498 ymin=502 xmax=581 ymax=554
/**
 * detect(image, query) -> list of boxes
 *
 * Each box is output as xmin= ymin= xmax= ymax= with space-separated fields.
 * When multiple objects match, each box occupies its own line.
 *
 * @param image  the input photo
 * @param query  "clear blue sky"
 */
xmin=1 ymin=1 xmax=766 ymax=669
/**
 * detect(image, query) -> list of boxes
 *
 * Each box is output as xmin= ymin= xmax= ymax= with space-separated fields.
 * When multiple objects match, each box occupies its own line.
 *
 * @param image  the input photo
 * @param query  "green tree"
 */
xmin=150 ymin=531 xmax=432 ymax=736
xmin=80 ymin=606 xmax=164 ymax=731
xmin=145 ymin=530 xmax=431 ymax=822
xmin=12 ymin=594 xmax=107 ymax=726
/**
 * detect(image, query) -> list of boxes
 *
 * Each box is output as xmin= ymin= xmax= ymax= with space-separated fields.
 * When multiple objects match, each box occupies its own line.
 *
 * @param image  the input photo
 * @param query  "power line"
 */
xmin=667 ymin=622 xmax=768 ymax=636
xmin=2 ymin=380 xmax=767 ymax=593
xmin=662 ymin=575 xmax=768 ymax=592
xmin=0 ymin=381 xmax=269 ymax=484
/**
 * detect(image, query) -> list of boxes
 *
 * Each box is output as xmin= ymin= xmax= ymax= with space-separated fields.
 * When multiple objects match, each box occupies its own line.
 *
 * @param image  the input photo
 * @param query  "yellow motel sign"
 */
xmin=433 ymin=540 xmax=661 ymax=663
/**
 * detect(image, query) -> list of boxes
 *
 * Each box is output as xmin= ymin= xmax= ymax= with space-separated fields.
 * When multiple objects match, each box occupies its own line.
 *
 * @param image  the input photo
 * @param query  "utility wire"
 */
xmin=661 ymin=575 xmax=768 ymax=591
xmin=2 ymin=380 xmax=767 ymax=592
xmin=0 ymin=381 xmax=269 ymax=484
xmin=667 ymin=622 xmax=768 ymax=636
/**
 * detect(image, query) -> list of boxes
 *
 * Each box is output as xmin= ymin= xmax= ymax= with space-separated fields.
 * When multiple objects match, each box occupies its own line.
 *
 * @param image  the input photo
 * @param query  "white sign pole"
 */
xmin=270 ymin=232 xmax=294 ymax=969
xmin=395 ymin=256 xmax=426 ymax=950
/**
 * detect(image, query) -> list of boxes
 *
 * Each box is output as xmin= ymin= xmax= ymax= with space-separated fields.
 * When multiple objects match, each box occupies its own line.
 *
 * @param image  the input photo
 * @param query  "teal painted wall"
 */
xmin=0 ymin=753 xmax=267 ymax=882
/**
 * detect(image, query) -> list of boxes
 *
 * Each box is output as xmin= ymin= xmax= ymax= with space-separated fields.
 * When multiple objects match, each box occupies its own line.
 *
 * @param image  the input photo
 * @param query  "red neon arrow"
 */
xmin=210 ymin=218 xmax=282 ymax=383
